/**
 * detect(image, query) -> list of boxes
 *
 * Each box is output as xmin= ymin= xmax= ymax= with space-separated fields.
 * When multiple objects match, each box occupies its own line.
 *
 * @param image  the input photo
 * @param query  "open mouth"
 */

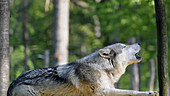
xmin=135 ymin=52 xmax=142 ymax=60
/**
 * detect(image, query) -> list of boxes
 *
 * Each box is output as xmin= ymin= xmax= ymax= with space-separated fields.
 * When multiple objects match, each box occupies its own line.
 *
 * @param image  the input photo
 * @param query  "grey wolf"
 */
xmin=7 ymin=43 xmax=159 ymax=96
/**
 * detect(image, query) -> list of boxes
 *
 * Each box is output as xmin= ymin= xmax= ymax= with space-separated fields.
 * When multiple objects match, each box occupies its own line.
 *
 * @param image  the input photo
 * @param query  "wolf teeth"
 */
xmin=135 ymin=53 xmax=141 ymax=59
xmin=135 ymin=53 xmax=139 ymax=56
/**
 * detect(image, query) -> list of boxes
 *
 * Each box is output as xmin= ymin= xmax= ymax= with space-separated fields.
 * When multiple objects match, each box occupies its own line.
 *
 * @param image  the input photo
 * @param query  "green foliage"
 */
xmin=10 ymin=0 xmax=169 ymax=91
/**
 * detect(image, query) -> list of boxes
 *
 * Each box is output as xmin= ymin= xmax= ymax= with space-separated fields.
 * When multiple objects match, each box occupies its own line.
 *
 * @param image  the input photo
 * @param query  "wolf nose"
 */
xmin=137 ymin=43 xmax=141 ymax=46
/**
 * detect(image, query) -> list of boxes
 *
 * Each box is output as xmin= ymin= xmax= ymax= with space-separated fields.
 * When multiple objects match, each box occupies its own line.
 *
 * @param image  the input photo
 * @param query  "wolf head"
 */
xmin=99 ymin=43 xmax=142 ymax=70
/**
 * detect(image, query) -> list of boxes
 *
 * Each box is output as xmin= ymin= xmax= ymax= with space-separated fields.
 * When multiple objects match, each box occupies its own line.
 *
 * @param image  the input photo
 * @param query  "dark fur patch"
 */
xmin=7 ymin=66 xmax=67 ymax=96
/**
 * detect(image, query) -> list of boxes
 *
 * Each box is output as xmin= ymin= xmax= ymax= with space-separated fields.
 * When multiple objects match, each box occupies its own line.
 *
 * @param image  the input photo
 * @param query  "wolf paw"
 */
xmin=148 ymin=91 xmax=159 ymax=96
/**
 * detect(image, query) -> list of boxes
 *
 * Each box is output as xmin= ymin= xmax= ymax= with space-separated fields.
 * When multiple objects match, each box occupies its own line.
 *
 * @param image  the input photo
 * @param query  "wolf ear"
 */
xmin=99 ymin=49 xmax=111 ymax=58
xmin=99 ymin=49 xmax=116 ymax=59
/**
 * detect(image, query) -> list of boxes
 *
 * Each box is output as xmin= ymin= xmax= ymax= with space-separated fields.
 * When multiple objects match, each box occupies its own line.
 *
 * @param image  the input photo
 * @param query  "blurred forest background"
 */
xmin=9 ymin=0 xmax=170 ymax=91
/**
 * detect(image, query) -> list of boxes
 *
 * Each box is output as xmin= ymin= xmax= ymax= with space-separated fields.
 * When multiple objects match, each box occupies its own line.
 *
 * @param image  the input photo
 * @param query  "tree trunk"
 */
xmin=148 ymin=58 xmax=155 ymax=91
xmin=23 ymin=0 xmax=29 ymax=70
xmin=130 ymin=63 xmax=140 ymax=90
xmin=128 ymin=37 xmax=140 ymax=91
xmin=0 ymin=0 xmax=10 ymax=95
xmin=53 ymin=0 xmax=69 ymax=66
xmin=45 ymin=0 xmax=51 ymax=12
xmin=154 ymin=0 xmax=169 ymax=95
xmin=138 ymin=62 xmax=141 ymax=90
xmin=93 ymin=15 xmax=101 ymax=38
xmin=44 ymin=50 xmax=50 ymax=68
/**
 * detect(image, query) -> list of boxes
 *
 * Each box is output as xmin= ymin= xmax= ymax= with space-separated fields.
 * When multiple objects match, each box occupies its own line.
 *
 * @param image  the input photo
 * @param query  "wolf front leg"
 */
xmin=103 ymin=89 xmax=159 ymax=96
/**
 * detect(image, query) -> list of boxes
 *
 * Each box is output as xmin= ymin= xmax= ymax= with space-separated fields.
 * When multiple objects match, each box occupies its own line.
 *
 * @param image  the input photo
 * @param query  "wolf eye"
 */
xmin=123 ymin=46 xmax=126 ymax=48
